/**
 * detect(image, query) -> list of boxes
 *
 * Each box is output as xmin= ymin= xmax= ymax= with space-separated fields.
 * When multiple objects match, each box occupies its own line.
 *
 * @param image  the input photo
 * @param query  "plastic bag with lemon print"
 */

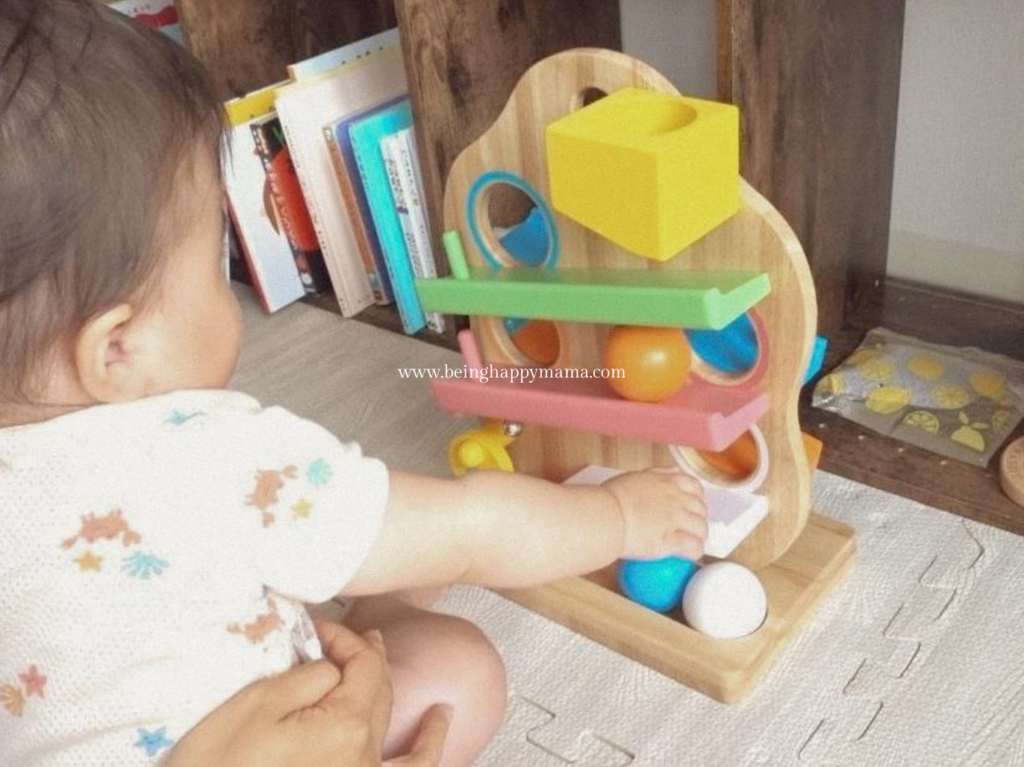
xmin=813 ymin=328 xmax=1024 ymax=466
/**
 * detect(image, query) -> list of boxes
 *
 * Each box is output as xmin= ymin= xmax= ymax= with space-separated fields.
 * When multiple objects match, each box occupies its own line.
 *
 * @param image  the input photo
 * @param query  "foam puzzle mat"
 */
xmin=434 ymin=472 xmax=1024 ymax=766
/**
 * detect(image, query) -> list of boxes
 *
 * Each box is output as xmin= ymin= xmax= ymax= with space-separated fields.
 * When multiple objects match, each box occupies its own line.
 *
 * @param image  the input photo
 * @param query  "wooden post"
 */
xmin=175 ymin=0 xmax=397 ymax=100
xmin=717 ymin=0 xmax=906 ymax=335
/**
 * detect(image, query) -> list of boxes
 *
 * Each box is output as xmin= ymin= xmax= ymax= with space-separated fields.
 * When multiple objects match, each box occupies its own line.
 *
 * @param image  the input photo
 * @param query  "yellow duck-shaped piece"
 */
xmin=448 ymin=419 xmax=517 ymax=477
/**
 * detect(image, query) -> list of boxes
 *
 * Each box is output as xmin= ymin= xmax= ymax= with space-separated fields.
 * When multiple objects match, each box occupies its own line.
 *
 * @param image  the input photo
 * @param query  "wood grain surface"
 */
xmin=718 ymin=0 xmax=907 ymax=336
xmin=175 ymin=0 xmax=397 ymax=99
xmin=393 ymin=0 xmax=621 ymax=271
xmin=436 ymin=48 xmax=855 ymax=701
xmin=443 ymin=48 xmax=818 ymax=571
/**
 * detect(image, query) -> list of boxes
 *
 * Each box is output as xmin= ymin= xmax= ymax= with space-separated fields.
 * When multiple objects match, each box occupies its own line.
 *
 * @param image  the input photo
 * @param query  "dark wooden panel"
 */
xmin=394 ymin=0 xmax=621 ymax=274
xmin=719 ymin=0 xmax=906 ymax=335
xmin=175 ymin=0 xmax=397 ymax=99
xmin=803 ymin=279 xmax=1024 ymax=535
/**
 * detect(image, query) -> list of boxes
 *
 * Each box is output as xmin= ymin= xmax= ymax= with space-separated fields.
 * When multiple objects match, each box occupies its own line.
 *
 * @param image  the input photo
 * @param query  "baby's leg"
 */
xmin=345 ymin=595 xmax=507 ymax=767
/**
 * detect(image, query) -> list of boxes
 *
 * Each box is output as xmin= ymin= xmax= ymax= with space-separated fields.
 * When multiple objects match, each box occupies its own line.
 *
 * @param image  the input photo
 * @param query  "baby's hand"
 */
xmin=602 ymin=469 xmax=708 ymax=561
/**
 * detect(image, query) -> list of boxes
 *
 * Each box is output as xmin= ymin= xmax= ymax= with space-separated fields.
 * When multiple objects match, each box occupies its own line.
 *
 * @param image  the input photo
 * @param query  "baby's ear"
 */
xmin=74 ymin=304 xmax=145 ymax=403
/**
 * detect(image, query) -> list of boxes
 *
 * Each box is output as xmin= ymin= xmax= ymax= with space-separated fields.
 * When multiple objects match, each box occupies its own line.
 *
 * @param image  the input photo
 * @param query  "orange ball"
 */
xmin=604 ymin=326 xmax=691 ymax=402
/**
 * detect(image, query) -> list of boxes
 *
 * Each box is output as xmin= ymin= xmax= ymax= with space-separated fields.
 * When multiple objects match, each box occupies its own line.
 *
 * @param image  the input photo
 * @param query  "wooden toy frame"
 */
xmin=438 ymin=49 xmax=855 ymax=703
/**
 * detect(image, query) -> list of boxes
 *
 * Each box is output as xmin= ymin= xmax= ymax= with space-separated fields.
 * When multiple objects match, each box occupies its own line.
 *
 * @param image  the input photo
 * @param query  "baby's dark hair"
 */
xmin=0 ymin=0 xmax=224 ymax=403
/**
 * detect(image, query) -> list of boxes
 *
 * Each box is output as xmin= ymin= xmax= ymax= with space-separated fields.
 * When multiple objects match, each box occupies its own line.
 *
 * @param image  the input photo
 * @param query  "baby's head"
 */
xmin=0 ymin=0 xmax=239 ymax=426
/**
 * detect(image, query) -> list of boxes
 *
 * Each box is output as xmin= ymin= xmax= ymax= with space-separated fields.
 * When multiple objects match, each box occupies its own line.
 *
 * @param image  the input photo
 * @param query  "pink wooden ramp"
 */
xmin=430 ymin=373 xmax=767 ymax=451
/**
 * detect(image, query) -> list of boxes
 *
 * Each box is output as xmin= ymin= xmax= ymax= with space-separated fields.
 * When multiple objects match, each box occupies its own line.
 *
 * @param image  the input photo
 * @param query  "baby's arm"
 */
xmin=342 ymin=469 xmax=706 ymax=596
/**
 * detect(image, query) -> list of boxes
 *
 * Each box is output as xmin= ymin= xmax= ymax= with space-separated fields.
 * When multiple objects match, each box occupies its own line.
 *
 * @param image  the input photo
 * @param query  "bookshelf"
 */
xmin=171 ymin=0 xmax=1023 ymax=534
xmin=174 ymin=0 xmax=621 ymax=347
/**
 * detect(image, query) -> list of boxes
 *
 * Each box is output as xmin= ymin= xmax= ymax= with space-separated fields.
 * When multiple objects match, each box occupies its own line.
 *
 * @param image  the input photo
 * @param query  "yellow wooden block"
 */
xmin=546 ymin=88 xmax=740 ymax=261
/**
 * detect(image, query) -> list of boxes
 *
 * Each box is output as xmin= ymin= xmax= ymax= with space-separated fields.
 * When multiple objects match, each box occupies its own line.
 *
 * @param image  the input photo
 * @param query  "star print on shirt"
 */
xmin=306 ymin=459 xmax=333 ymax=487
xmin=165 ymin=409 xmax=204 ymax=426
xmin=134 ymin=726 xmax=175 ymax=757
xmin=74 ymin=551 xmax=102 ymax=572
xmin=18 ymin=666 xmax=46 ymax=698
xmin=121 ymin=551 xmax=169 ymax=579
xmin=291 ymin=498 xmax=313 ymax=520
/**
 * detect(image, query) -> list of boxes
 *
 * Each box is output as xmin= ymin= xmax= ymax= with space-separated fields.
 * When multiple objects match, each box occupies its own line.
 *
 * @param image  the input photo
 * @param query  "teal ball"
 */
xmin=619 ymin=557 xmax=699 ymax=613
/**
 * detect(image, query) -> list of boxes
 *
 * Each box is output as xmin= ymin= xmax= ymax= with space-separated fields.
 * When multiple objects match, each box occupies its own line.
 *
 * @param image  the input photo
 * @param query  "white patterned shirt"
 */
xmin=0 ymin=390 xmax=389 ymax=765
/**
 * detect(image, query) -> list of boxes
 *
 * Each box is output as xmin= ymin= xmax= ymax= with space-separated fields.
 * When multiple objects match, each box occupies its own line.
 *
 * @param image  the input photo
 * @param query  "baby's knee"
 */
xmin=435 ymin=616 xmax=507 ymax=765
xmin=385 ymin=613 xmax=507 ymax=765
xmin=446 ymin=614 xmax=505 ymax=704
xmin=432 ymin=615 xmax=508 ymax=717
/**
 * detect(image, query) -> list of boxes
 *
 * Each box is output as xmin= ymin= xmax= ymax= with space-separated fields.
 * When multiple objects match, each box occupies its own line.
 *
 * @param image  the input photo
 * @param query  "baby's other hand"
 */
xmin=602 ymin=469 xmax=707 ymax=561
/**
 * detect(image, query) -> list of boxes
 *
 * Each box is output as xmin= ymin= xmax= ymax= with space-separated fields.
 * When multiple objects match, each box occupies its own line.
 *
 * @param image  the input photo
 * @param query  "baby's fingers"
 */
xmin=664 ymin=530 xmax=704 ymax=561
xmin=672 ymin=472 xmax=705 ymax=500
xmin=677 ymin=502 xmax=709 ymax=541
xmin=678 ymin=491 xmax=707 ymax=522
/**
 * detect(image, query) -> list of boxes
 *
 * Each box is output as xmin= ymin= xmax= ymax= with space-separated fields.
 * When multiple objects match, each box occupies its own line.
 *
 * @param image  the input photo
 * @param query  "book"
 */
xmin=322 ymin=124 xmax=387 ymax=304
xmin=274 ymin=45 xmax=407 ymax=318
xmin=348 ymin=100 xmax=426 ymax=335
xmin=381 ymin=128 xmax=444 ymax=334
xmin=325 ymin=113 xmax=389 ymax=305
xmin=251 ymin=114 xmax=331 ymax=294
xmin=288 ymin=28 xmax=400 ymax=81
xmin=108 ymin=0 xmax=183 ymax=43
xmin=323 ymin=102 xmax=401 ymax=305
xmin=222 ymin=84 xmax=305 ymax=314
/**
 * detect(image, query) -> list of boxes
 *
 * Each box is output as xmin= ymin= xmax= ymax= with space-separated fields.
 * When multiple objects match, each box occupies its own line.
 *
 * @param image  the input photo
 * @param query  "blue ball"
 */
xmin=618 ymin=557 xmax=699 ymax=613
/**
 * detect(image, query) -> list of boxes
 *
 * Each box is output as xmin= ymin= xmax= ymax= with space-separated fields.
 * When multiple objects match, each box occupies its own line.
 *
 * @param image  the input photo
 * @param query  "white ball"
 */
xmin=681 ymin=562 xmax=767 ymax=639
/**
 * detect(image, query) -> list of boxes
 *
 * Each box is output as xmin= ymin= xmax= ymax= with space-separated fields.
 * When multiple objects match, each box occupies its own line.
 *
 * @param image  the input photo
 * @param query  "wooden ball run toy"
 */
xmin=413 ymin=49 xmax=855 ymax=703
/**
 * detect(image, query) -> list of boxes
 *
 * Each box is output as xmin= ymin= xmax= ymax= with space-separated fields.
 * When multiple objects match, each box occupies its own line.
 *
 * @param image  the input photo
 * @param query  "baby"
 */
xmin=0 ymin=1 xmax=707 ymax=765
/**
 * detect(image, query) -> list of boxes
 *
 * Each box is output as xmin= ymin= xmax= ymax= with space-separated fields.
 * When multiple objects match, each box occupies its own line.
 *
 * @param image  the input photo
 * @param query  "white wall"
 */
xmin=621 ymin=0 xmax=1024 ymax=304
xmin=888 ymin=0 xmax=1024 ymax=302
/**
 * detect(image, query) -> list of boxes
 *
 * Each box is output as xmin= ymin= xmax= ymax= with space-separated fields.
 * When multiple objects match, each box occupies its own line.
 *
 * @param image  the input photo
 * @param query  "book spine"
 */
xmin=380 ymin=136 xmax=419 ymax=271
xmin=251 ymin=118 xmax=330 ymax=294
xmin=398 ymin=129 xmax=443 ymax=333
xmin=323 ymin=124 xmax=389 ymax=305
xmin=385 ymin=132 xmax=443 ymax=334
xmin=380 ymin=135 xmax=433 ymax=332
xmin=348 ymin=124 xmax=423 ymax=334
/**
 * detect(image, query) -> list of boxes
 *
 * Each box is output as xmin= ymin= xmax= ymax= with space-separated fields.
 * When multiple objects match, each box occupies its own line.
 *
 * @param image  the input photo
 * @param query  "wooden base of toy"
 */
xmin=499 ymin=513 xmax=855 ymax=704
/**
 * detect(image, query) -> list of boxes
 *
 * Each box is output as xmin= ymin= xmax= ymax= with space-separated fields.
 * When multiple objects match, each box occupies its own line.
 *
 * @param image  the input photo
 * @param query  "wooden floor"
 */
xmin=231 ymin=286 xmax=467 ymax=479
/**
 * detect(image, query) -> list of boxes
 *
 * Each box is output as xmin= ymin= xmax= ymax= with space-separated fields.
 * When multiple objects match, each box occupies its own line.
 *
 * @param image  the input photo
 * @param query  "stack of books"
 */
xmin=218 ymin=29 xmax=444 ymax=334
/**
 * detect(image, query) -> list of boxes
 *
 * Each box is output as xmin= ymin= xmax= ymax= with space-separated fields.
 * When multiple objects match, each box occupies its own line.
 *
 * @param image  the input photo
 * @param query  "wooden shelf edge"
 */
xmin=804 ymin=403 xmax=1024 ymax=536
xmin=299 ymin=293 xmax=460 ymax=351
xmin=808 ymin=277 xmax=1024 ymax=535
xmin=499 ymin=512 xmax=855 ymax=703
